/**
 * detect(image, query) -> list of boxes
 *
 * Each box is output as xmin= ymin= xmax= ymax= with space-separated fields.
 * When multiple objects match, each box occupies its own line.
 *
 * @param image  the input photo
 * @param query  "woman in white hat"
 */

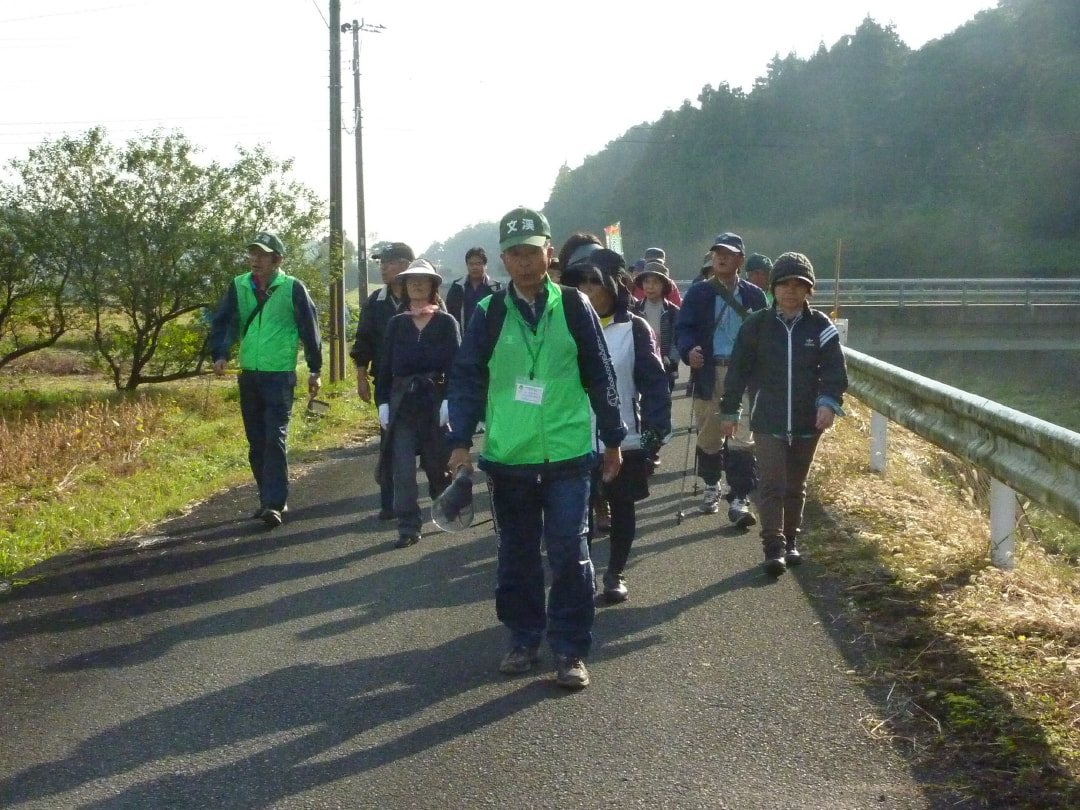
xmin=374 ymin=259 xmax=462 ymax=548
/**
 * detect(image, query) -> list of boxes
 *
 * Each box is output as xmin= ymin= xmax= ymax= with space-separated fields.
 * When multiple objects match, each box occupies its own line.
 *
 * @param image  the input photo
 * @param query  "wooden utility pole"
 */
xmin=327 ymin=1 xmax=346 ymax=382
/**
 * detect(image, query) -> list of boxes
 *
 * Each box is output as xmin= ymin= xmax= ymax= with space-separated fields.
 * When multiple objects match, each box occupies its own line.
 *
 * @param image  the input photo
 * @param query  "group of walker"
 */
xmin=210 ymin=209 xmax=848 ymax=689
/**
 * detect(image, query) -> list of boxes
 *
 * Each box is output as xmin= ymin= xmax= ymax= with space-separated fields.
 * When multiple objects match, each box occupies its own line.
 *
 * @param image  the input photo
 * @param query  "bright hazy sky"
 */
xmin=1 ymin=0 xmax=998 ymax=254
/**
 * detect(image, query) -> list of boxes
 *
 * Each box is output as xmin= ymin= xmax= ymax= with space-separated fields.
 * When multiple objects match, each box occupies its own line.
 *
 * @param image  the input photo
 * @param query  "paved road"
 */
xmin=0 ymin=392 xmax=940 ymax=809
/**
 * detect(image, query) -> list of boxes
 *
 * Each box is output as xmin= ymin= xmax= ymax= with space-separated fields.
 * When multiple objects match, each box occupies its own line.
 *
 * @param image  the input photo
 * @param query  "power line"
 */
xmin=309 ymin=0 xmax=328 ymax=28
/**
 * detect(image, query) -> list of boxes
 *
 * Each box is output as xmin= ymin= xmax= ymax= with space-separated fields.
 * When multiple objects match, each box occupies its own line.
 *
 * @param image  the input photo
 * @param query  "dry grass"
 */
xmin=810 ymin=400 xmax=1080 ymax=808
xmin=0 ymin=397 xmax=171 ymax=515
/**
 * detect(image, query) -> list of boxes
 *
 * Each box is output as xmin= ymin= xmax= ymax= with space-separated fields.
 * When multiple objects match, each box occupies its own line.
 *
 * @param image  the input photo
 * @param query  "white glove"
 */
xmin=439 ymin=399 xmax=449 ymax=427
xmin=378 ymin=403 xmax=389 ymax=429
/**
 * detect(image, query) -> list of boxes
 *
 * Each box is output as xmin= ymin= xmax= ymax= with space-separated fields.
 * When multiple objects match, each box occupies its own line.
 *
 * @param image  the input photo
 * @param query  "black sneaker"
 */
xmin=554 ymin=655 xmax=590 ymax=689
xmin=602 ymin=571 xmax=628 ymax=603
xmin=394 ymin=533 xmax=420 ymax=549
xmin=763 ymin=556 xmax=787 ymax=577
xmin=377 ymin=508 xmax=395 ymax=521
xmin=262 ymin=509 xmax=283 ymax=528
xmin=499 ymin=645 xmax=540 ymax=675
xmin=784 ymin=542 xmax=803 ymax=566
xmin=254 ymin=504 xmax=288 ymax=520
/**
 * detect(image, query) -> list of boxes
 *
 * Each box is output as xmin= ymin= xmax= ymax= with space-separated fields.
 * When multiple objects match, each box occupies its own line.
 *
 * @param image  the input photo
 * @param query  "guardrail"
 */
xmin=674 ymin=278 xmax=1080 ymax=307
xmin=843 ymin=346 xmax=1080 ymax=569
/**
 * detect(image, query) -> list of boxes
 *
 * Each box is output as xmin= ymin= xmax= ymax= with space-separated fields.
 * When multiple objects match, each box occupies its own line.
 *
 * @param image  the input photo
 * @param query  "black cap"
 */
xmin=371 ymin=242 xmax=415 ymax=263
xmin=770 ymin=252 xmax=816 ymax=290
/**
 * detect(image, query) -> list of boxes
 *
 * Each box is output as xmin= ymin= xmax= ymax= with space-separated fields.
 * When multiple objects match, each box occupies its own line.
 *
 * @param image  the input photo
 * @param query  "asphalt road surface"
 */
xmin=0 ymin=391 xmax=941 ymax=809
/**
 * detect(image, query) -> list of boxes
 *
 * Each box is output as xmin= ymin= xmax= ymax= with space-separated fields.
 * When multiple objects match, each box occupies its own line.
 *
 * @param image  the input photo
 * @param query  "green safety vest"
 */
xmin=235 ymin=272 xmax=300 ymax=372
xmin=480 ymin=279 xmax=593 ymax=465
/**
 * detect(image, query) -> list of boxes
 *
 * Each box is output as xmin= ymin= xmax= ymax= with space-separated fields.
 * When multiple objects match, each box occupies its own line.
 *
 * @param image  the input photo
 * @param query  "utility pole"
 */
xmin=342 ymin=18 xmax=384 ymax=306
xmin=327 ymin=0 xmax=345 ymax=382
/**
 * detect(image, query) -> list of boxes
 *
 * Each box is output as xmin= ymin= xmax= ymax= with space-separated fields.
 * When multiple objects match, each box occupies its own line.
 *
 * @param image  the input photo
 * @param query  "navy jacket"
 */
xmin=674 ymin=275 xmax=768 ymax=400
xmin=445 ymin=275 xmax=503 ymax=331
xmin=446 ymin=282 xmax=627 ymax=471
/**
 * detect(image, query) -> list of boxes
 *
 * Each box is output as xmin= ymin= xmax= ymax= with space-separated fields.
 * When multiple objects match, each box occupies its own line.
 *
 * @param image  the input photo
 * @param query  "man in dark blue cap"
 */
xmin=674 ymin=232 xmax=767 ymax=528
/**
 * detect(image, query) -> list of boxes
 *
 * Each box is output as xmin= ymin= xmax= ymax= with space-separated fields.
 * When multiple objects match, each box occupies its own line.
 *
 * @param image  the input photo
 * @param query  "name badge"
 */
xmin=515 ymin=377 xmax=545 ymax=405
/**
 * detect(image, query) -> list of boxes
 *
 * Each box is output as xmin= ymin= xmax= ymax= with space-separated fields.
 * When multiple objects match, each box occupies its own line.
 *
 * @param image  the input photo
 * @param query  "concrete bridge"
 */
xmin=676 ymin=278 xmax=1080 ymax=352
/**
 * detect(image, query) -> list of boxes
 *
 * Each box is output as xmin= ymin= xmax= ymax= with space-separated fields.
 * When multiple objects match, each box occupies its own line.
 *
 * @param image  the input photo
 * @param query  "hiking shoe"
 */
xmin=499 ymin=645 xmax=540 ymax=675
xmin=394 ymin=533 xmax=420 ymax=549
xmin=262 ymin=508 xmax=283 ymax=528
xmin=602 ymin=571 xmax=628 ymax=603
xmin=253 ymin=504 xmax=288 ymax=520
xmin=785 ymin=540 xmax=803 ymax=566
xmin=554 ymin=655 xmax=590 ymax=689
xmin=763 ymin=556 xmax=787 ymax=577
xmin=700 ymin=484 xmax=720 ymax=514
xmin=728 ymin=497 xmax=756 ymax=528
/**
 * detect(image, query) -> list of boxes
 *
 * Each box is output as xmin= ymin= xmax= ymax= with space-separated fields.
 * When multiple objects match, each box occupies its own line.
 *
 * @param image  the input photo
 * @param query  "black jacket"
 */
xmin=720 ymin=304 xmax=848 ymax=438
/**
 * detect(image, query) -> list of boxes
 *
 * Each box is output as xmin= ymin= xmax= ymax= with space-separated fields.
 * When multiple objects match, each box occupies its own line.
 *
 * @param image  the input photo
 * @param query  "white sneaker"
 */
xmin=728 ymin=497 xmax=756 ymax=528
xmin=700 ymin=484 xmax=720 ymax=514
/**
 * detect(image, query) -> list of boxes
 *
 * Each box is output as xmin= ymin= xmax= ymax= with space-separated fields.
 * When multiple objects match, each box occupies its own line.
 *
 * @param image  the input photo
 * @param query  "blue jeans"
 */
xmin=238 ymin=370 xmax=296 ymax=511
xmin=490 ymin=470 xmax=594 ymax=658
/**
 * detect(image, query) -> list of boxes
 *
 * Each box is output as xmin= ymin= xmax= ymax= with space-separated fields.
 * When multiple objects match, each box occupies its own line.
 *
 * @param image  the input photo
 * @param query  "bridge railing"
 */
xmin=844 ymin=346 xmax=1080 ymax=569
xmin=674 ymin=278 xmax=1080 ymax=307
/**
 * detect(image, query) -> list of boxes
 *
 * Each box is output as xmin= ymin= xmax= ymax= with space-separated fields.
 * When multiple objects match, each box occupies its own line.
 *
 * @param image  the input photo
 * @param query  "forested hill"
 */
xmin=428 ymin=0 xmax=1080 ymax=282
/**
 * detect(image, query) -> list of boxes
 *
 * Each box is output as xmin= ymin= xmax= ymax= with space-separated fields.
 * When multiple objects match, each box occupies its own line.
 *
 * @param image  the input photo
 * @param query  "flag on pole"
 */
xmin=603 ymin=222 xmax=623 ymax=255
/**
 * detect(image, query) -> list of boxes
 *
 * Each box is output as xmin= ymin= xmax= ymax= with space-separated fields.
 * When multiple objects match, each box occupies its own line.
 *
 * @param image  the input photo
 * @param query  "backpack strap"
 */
xmin=481 ymin=285 xmax=583 ymax=365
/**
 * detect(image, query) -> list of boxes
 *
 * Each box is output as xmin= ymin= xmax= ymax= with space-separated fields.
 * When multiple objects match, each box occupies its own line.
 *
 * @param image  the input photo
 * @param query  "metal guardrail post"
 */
xmin=989 ymin=478 xmax=1017 ymax=570
xmin=870 ymin=411 xmax=888 ymax=473
xmin=845 ymin=346 xmax=1080 ymax=569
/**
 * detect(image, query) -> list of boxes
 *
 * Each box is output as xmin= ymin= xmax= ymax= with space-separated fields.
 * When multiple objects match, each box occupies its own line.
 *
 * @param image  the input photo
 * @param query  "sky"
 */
xmin=0 ymin=0 xmax=1000 ymax=256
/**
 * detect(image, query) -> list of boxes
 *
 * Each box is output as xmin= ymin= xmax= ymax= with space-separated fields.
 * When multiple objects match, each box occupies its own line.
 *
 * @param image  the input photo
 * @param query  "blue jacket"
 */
xmin=674 ymin=275 xmax=767 ymax=400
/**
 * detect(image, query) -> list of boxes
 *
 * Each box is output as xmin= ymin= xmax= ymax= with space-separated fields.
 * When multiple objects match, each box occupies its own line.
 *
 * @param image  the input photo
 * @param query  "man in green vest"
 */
xmin=446 ymin=206 xmax=626 ymax=690
xmin=210 ymin=231 xmax=323 ymax=528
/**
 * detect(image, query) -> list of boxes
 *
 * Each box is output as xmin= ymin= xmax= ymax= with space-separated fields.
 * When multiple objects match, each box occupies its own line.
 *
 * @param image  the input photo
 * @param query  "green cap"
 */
xmin=499 ymin=207 xmax=551 ymax=251
xmin=248 ymin=231 xmax=286 ymax=256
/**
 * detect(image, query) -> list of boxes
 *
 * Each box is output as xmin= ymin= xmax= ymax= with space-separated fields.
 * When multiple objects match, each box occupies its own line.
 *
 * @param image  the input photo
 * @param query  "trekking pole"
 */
xmin=675 ymin=380 xmax=699 ymax=525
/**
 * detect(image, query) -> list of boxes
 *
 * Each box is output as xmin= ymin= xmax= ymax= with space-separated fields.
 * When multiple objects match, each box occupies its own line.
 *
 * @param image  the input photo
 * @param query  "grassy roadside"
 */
xmin=808 ymin=401 xmax=1080 ymax=808
xmin=0 ymin=370 xmax=378 ymax=579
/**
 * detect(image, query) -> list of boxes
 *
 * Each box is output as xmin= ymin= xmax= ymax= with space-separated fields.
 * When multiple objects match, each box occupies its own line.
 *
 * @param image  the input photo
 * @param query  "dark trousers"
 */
xmin=753 ymin=432 xmax=822 ymax=555
xmin=378 ymin=428 xmax=394 ymax=513
xmin=390 ymin=412 xmax=429 ymax=537
xmin=238 ymin=370 xmax=296 ymax=511
xmin=490 ymin=470 xmax=594 ymax=658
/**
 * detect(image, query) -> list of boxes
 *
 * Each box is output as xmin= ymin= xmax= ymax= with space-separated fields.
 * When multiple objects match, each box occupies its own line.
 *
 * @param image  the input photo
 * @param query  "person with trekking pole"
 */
xmin=674 ymin=232 xmax=767 ymax=528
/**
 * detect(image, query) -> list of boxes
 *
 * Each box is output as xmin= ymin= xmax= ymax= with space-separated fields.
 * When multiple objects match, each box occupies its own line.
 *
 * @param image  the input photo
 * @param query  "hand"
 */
xmin=815 ymin=405 xmax=836 ymax=432
xmin=213 ymin=358 xmax=226 ymax=376
xmin=378 ymin=403 xmax=389 ymax=429
xmin=439 ymin=399 xmax=449 ymax=428
xmin=308 ymin=373 xmax=321 ymax=398
xmin=601 ymin=446 xmax=622 ymax=483
xmin=688 ymin=346 xmax=704 ymax=370
xmin=356 ymin=373 xmax=371 ymax=403
xmin=448 ymin=447 xmax=473 ymax=476
xmin=720 ymin=419 xmax=738 ymax=439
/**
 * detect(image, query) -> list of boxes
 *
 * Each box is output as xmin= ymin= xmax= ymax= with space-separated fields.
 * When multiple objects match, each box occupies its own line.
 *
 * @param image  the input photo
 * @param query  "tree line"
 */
xmin=429 ymin=0 xmax=1079 ymax=282
xmin=0 ymin=128 xmax=325 ymax=389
